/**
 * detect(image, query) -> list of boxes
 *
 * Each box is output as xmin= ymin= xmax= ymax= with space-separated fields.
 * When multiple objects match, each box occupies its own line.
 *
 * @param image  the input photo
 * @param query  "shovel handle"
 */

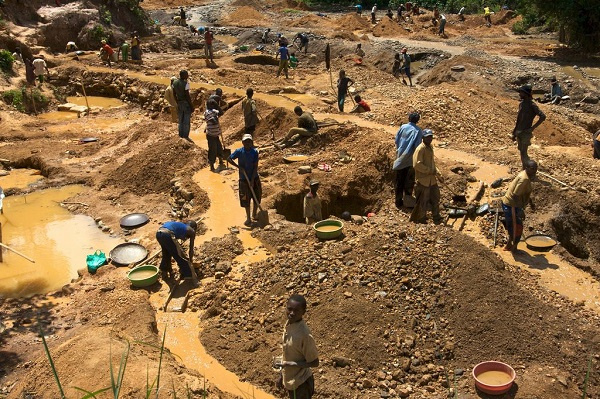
xmin=241 ymin=169 xmax=264 ymax=212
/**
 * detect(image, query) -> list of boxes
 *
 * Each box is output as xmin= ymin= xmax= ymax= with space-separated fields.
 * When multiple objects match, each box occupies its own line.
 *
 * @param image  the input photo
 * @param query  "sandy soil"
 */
xmin=1 ymin=1 xmax=600 ymax=398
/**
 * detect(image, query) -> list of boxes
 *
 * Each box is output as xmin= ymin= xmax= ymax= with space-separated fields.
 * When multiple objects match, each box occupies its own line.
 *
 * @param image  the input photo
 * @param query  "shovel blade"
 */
xmin=256 ymin=209 xmax=269 ymax=227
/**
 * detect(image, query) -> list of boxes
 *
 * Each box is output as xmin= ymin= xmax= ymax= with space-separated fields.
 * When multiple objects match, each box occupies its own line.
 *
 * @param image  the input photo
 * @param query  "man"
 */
xmin=262 ymin=28 xmax=271 ymax=44
xmin=397 ymin=4 xmax=405 ymax=21
xmin=393 ymin=112 xmax=422 ymax=208
xmin=118 ymin=41 xmax=130 ymax=62
xmin=350 ymin=95 xmax=370 ymax=113
xmin=277 ymin=34 xmax=289 ymax=47
xmin=205 ymin=99 xmax=225 ymax=171
xmin=294 ymin=33 xmax=309 ymax=54
xmin=289 ymin=52 xmax=299 ymax=68
xmin=229 ymin=134 xmax=261 ymax=227
xmin=242 ymin=88 xmax=258 ymax=135
xmin=276 ymin=295 xmax=319 ymax=399
xmin=208 ymin=88 xmax=227 ymax=114
xmin=410 ymin=129 xmax=442 ymax=224
xmin=501 ymin=160 xmax=537 ymax=252
xmin=179 ymin=7 xmax=186 ymax=26
xmin=458 ymin=6 xmax=466 ymax=21
xmin=204 ymin=27 xmax=214 ymax=63
xmin=65 ymin=41 xmax=78 ymax=53
xmin=275 ymin=106 xmax=318 ymax=149
xmin=400 ymin=47 xmax=412 ymax=86
xmin=512 ymin=85 xmax=546 ymax=168
xmin=337 ymin=69 xmax=354 ymax=112
xmin=438 ymin=14 xmax=446 ymax=36
xmin=354 ymin=3 xmax=362 ymax=15
xmin=173 ymin=69 xmax=194 ymax=140
xmin=593 ymin=130 xmax=600 ymax=160
xmin=371 ymin=3 xmax=377 ymax=23
xmin=276 ymin=43 xmax=290 ymax=79
xmin=99 ymin=40 xmax=115 ymax=67
xmin=303 ymin=181 xmax=322 ymax=224
xmin=32 ymin=55 xmax=49 ymax=85
xmin=131 ymin=32 xmax=142 ymax=61
xmin=386 ymin=8 xmax=393 ymax=19
xmin=11 ymin=47 xmax=23 ymax=64
xmin=0 ymin=186 xmax=4 ymax=215
xmin=354 ymin=43 xmax=365 ymax=58
xmin=156 ymin=220 xmax=197 ymax=283
xmin=548 ymin=77 xmax=563 ymax=104
xmin=25 ymin=58 xmax=36 ymax=86
xmin=484 ymin=5 xmax=491 ymax=26
xmin=164 ymin=76 xmax=178 ymax=123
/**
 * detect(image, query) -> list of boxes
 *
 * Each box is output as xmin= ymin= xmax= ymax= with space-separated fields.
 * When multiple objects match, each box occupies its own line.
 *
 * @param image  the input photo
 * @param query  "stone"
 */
xmin=451 ymin=65 xmax=465 ymax=72
xmin=344 ymin=291 xmax=353 ymax=298
xmin=298 ymin=166 xmax=311 ymax=174
xmin=215 ymin=261 xmax=232 ymax=274
xmin=362 ymin=378 xmax=374 ymax=388
xmin=317 ymin=272 xmax=327 ymax=283
xmin=351 ymin=215 xmax=364 ymax=224
xmin=332 ymin=356 xmax=351 ymax=367
xmin=215 ymin=271 xmax=225 ymax=279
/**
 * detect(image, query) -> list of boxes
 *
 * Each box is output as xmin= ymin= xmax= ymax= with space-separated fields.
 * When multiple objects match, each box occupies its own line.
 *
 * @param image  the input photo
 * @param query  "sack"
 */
xmin=86 ymin=250 xmax=107 ymax=274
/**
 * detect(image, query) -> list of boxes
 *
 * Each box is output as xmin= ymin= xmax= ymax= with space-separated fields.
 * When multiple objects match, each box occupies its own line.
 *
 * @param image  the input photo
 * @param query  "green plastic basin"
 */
xmin=127 ymin=265 xmax=159 ymax=287
xmin=313 ymin=219 xmax=344 ymax=240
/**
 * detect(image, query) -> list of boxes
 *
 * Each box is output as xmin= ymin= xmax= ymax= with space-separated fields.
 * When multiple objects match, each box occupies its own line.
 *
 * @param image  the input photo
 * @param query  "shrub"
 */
xmin=100 ymin=6 xmax=112 ymax=25
xmin=0 ymin=49 xmax=15 ymax=73
xmin=2 ymin=88 xmax=25 ymax=112
xmin=90 ymin=24 xmax=106 ymax=42
xmin=512 ymin=20 xmax=527 ymax=34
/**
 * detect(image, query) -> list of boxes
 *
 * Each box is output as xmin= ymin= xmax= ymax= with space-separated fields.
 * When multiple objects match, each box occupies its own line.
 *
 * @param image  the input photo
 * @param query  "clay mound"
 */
xmin=220 ymin=101 xmax=296 ymax=144
xmin=372 ymin=16 xmax=406 ymax=37
xmin=222 ymin=6 xmax=268 ymax=27
xmin=336 ymin=13 xmax=370 ymax=31
xmin=105 ymin=136 xmax=201 ymax=195
xmin=332 ymin=31 xmax=359 ymax=41
xmin=271 ymin=0 xmax=311 ymax=10
xmin=256 ymin=106 xmax=297 ymax=140
xmin=289 ymin=14 xmax=323 ymax=27
xmin=495 ymin=9 xmax=517 ymax=24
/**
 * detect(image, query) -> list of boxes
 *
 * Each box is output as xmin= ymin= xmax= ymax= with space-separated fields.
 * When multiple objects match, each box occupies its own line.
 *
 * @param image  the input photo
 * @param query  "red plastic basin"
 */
xmin=472 ymin=361 xmax=516 ymax=395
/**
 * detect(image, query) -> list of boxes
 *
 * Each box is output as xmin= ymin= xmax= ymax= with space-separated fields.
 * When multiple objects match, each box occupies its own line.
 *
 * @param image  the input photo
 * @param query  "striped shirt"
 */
xmin=204 ymin=109 xmax=221 ymax=137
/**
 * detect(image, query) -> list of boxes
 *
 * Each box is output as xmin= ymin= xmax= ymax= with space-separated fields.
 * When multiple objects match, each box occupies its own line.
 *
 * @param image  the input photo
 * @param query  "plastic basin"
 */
xmin=313 ymin=220 xmax=344 ymax=240
xmin=127 ymin=265 xmax=159 ymax=288
xmin=473 ymin=361 xmax=516 ymax=395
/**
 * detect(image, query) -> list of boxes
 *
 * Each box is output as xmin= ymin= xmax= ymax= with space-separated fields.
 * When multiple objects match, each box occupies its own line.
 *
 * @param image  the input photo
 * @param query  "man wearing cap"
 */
xmin=208 ymin=88 xmax=227 ymax=115
xmin=242 ymin=88 xmax=258 ymax=135
xmin=229 ymin=135 xmax=261 ymax=227
xmin=275 ymin=106 xmax=318 ymax=149
xmin=393 ymin=113 xmax=422 ymax=208
xmin=501 ymin=160 xmax=537 ymax=252
xmin=512 ymin=85 xmax=546 ymax=168
xmin=303 ymin=181 xmax=322 ymax=225
xmin=410 ymin=129 xmax=442 ymax=224
xmin=156 ymin=220 xmax=197 ymax=283
xmin=164 ymin=76 xmax=178 ymax=123
xmin=173 ymin=70 xmax=194 ymax=140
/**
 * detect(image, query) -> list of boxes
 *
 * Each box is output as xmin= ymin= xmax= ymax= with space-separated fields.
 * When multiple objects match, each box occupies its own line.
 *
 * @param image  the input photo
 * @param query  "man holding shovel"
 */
xmin=242 ymin=88 xmax=258 ymax=136
xmin=410 ymin=129 xmax=442 ymax=224
xmin=229 ymin=134 xmax=261 ymax=227
xmin=501 ymin=160 xmax=537 ymax=252
xmin=156 ymin=220 xmax=197 ymax=284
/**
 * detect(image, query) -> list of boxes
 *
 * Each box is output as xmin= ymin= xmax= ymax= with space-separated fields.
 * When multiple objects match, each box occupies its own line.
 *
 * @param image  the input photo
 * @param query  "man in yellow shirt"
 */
xmin=483 ymin=5 xmax=492 ymax=26
xmin=303 ymin=181 xmax=322 ymax=224
xmin=164 ymin=76 xmax=178 ymax=123
xmin=410 ymin=129 xmax=442 ymax=224
xmin=501 ymin=160 xmax=537 ymax=252
xmin=276 ymin=295 xmax=319 ymax=399
xmin=242 ymin=88 xmax=258 ymax=135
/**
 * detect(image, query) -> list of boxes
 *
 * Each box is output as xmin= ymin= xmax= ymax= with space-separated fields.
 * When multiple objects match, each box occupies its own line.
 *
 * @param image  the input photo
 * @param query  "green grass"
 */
xmin=0 ymin=49 xmax=14 ymax=73
xmin=2 ymin=88 xmax=25 ymax=112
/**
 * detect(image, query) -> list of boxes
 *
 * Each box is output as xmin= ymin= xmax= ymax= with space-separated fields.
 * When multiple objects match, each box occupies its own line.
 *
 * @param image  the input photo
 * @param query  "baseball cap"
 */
xmin=422 ymin=129 xmax=434 ymax=137
xmin=242 ymin=134 xmax=253 ymax=142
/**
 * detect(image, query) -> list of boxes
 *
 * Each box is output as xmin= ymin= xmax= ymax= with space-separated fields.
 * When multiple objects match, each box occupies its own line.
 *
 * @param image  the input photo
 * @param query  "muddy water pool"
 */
xmin=0 ymin=168 xmax=43 ymax=190
xmin=0 ymin=186 xmax=121 ymax=297
xmin=66 ymin=96 xmax=125 ymax=108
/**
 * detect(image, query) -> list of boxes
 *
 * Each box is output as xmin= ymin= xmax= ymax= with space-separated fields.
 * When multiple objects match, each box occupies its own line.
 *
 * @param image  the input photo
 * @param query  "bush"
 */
xmin=0 ymin=50 xmax=15 ymax=73
xmin=90 ymin=24 xmax=106 ymax=42
xmin=2 ymin=88 xmax=25 ymax=112
xmin=100 ymin=6 xmax=112 ymax=25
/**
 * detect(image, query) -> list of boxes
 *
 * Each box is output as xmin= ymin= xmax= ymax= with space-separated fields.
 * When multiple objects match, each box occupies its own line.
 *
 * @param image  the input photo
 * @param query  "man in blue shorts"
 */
xmin=229 ymin=134 xmax=261 ymax=227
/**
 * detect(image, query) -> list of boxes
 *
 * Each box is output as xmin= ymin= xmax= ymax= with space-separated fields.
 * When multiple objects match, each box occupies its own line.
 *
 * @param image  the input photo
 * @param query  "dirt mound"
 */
xmin=336 ymin=13 xmax=371 ymax=31
xmin=289 ymin=14 xmax=323 ymax=28
xmin=222 ymin=6 xmax=268 ymax=27
xmin=104 ymin=135 xmax=203 ymax=196
xmin=372 ymin=16 xmax=407 ymax=37
xmin=271 ymin=0 xmax=311 ymax=10
xmin=196 ymin=216 xmax=600 ymax=398
xmin=332 ymin=31 xmax=360 ymax=41
xmin=220 ymin=102 xmax=297 ymax=144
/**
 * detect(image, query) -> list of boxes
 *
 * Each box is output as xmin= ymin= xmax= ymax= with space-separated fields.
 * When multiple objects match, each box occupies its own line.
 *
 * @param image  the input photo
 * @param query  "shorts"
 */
xmin=239 ymin=177 xmax=261 ymax=208
xmin=402 ymin=66 xmax=411 ymax=78
xmin=516 ymin=132 xmax=532 ymax=151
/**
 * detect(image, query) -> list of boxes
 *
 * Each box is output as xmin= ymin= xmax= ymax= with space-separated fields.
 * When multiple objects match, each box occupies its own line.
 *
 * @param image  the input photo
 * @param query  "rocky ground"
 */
xmin=1 ymin=0 xmax=600 ymax=398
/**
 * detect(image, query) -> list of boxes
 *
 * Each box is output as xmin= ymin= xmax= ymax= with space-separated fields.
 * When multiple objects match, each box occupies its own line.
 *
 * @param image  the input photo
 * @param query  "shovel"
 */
xmin=241 ymin=168 xmax=269 ymax=227
xmin=220 ymin=134 xmax=231 ymax=162
xmin=257 ymin=110 xmax=275 ymax=140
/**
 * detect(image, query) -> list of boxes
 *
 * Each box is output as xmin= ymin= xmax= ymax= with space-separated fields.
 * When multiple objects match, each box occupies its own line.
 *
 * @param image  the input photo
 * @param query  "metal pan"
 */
xmin=525 ymin=234 xmax=557 ymax=251
xmin=448 ymin=208 xmax=468 ymax=218
xmin=80 ymin=137 xmax=99 ymax=143
xmin=283 ymin=154 xmax=308 ymax=163
xmin=119 ymin=213 xmax=149 ymax=229
xmin=110 ymin=243 xmax=148 ymax=266
xmin=476 ymin=203 xmax=490 ymax=216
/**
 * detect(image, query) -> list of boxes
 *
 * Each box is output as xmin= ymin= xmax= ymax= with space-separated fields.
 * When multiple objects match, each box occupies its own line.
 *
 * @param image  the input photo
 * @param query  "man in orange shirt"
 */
xmin=204 ymin=27 xmax=214 ymax=63
xmin=100 ymin=40 xmax=115 ymax=67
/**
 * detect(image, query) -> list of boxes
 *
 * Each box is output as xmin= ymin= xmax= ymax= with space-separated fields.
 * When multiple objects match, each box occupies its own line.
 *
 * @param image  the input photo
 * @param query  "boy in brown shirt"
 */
xmin=276 ymin=295 xmax=319 ymax=399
